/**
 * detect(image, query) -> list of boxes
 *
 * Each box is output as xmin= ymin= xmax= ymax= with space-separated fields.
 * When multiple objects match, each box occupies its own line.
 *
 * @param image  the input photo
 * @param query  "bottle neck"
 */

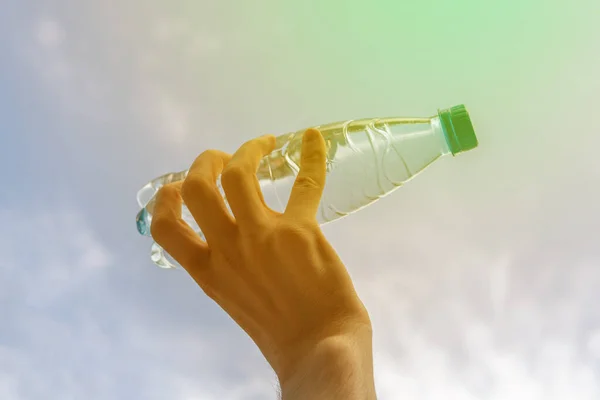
xmin=431 ymin=116 xmax=451 ymax=155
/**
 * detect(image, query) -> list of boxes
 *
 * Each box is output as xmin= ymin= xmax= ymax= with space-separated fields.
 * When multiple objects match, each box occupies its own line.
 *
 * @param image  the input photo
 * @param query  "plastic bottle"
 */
xmin=136 ymin=104 xmax=478 ymax=269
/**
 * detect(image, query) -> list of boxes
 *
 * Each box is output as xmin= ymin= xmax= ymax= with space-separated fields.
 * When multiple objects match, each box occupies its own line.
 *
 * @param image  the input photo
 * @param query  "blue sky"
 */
xmin=2 ymin=0 xmax=600 ymax=399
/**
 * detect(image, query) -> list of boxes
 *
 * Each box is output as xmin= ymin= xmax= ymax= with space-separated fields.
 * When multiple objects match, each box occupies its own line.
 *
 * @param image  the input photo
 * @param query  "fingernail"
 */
xmin=304 ymin=128 xmax=321 ymax=140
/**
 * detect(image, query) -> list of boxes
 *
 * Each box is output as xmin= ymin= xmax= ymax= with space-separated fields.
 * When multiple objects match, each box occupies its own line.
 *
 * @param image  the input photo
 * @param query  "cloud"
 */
xmin=0 ymin=205 xmax=114 ymax=399
xmin=129 ymin=84 xmax=193 ymax=146
xmin=320 ymin=169 xmax=600 ymax=399
xmin=326 ymin=221 xmax=600 ymax=399
xmin=4 ymin=2 xmax=600 ymax=400
xmin=153 ymin=17 xmax=222 ymax=56
xmin=35 ymin=17 xmax=65 ymax=49
xmin=15 ymin=13 xmax=220 ymax=149
xmin=0 ymin=208 xmax=112 ymax=306
xmin=0 ymin=202 xmax=281 ymax=399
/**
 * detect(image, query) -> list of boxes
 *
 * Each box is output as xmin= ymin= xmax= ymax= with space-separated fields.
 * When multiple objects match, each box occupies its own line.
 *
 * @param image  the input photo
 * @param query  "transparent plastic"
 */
xmin=136 ymin=107 xmax=473 ymax=269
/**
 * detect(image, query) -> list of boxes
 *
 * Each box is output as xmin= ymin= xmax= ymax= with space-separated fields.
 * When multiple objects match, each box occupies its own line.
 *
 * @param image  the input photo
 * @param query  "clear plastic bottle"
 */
xmin=136 ymin=104 xmax=478 ymax=269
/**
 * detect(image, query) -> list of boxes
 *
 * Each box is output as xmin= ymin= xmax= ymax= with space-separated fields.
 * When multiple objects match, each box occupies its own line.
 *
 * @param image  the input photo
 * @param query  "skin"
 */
xmin=151 ymin=128 xmax=377 ymax=399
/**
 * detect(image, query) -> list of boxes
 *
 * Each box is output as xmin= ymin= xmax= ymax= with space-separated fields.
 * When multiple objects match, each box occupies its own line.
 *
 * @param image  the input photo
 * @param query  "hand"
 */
xmin=150 ymin=129 xmax=372 ymax=383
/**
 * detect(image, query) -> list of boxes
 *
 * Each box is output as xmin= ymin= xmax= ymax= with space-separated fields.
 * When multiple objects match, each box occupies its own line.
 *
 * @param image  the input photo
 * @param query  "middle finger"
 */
xmin=220 ymin=135 xmax=276 ymax=227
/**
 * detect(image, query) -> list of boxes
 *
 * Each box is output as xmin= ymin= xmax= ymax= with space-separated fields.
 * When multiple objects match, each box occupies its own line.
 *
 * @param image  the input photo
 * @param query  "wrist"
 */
xmin=279 ymin=326 xmax=376 ymax=400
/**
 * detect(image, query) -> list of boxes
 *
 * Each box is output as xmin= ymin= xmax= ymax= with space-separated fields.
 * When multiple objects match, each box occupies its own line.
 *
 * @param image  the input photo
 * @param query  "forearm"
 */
xmin=279 ymin=328 xmax=377 ymax=400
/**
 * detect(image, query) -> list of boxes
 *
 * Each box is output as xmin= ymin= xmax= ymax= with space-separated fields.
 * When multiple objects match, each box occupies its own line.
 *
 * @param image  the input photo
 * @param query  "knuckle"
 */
xmin=150 ymin=215 xmax=175 ymax=241
xmin=294 ymin=175 xmax=321 ymax=190
xmin=241 ymin=138 xmax=259 ymax=148
xmin=183 ymin=244 xmax=209 ymax=268
xmin=200 ymin=149 xmax=226 ymax=162
xmin=182 ymin=176 xmax=212 ymax=199
xmin=274 ymin=222 xmax=311 ymax=241
xmin=156 ymin=184 xmax=179 ymax=199
xmin=202 ymin=149 xmax=222 ymax=158
xmin=221 ymin=164 xmax=247 ymax=186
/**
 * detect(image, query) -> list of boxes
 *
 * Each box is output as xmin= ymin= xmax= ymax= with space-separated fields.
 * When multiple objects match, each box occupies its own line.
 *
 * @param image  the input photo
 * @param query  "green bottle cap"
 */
xmin=438 ymin=104 xmax=478 ymax=155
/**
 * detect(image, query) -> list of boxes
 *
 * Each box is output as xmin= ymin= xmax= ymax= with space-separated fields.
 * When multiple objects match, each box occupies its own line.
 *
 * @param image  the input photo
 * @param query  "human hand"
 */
xmin=150 ymin=129 xmax=371 ymax=383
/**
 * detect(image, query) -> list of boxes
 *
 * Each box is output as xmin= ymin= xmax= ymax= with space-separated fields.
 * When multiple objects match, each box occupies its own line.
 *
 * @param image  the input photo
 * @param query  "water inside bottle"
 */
xmin=137 ymin=115 xmax=450 ymax=268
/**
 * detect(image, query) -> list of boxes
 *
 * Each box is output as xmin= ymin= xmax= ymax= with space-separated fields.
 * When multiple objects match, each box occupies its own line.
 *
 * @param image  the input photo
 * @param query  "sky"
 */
xmin=1 ymin=0 xmax=600 ymax=399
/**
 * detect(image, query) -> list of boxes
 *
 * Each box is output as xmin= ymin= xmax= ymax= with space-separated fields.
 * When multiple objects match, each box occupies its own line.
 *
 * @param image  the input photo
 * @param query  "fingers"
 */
xmin=220 ymin=135 xmax=276 ymax=226
xmin=151 ymin=182 xmax=210 ymax=269
xmin=285 ymin=128 xmax=327 ymax=219
xmin=182 ymin=150 xmax=236 ymax=245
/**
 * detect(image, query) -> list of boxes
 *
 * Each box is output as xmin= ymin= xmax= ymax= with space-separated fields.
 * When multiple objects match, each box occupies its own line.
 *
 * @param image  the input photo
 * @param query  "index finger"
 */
xmin=284 ymin=128 xmax=327 ymax=220
xmin=151 ymin=182 xmax=210 ymax=270
xmin=182 ymin=150 xmax=236 ymax=246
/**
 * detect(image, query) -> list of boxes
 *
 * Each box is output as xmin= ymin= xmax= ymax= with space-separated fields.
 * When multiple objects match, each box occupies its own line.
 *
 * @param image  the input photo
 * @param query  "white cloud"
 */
xmin=35 ymin=17 xmax=65 ymax=49
xmin=153 ymin=17 xmax=222 ymax=56
xmin=0 ymin=205 xmax=279 ymax=400
xmin=586 ymin=329 xmax=600 ymax=359
xmin=15 ymin=16 xmax=115 ymax=123
xmin=0 ymin=368 xmax=21 ymax=400
xmin=5 ymin=2 xmax=600 ymax=400
xmin=0 ymin=208 xmax=111 ymax=306
xmin=130 ymin=86 xmax=192 ymax=146
xmin=371 ymin=308 xmax=600 ymax=399
xmin=365 ymin=257 xmax=600 ymax=399
xmin=323 ymin=188 xmax=600 ymax=400
xmin=19 ymin=12 xmax=225 ymax=150
xmin=0 ymin=206 xmax=114 ymax=399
